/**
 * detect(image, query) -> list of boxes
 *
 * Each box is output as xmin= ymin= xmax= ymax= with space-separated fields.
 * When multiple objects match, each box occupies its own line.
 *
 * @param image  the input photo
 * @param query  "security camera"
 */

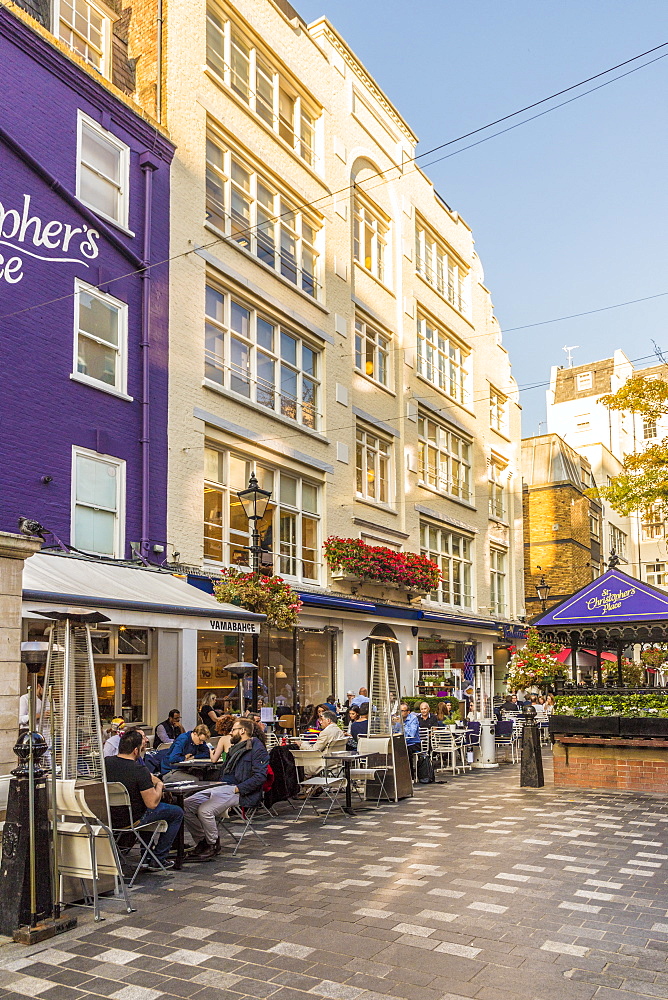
xmin=41 ymin=475 xmax=53 ymax=484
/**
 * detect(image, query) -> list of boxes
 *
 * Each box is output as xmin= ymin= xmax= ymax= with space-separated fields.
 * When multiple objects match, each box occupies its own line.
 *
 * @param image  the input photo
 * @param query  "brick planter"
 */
xmin=552 ymin=735 xmax=668 ymax=793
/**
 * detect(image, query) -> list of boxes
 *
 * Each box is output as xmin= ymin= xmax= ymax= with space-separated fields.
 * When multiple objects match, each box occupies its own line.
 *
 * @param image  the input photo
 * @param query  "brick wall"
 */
xmin=553 ymin=739 xmax=668 ymax=794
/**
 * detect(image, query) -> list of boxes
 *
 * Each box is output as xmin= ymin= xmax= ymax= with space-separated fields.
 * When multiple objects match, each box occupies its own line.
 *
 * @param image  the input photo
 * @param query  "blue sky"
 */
xmin=297 ymin=0 xmax=668 ymax=434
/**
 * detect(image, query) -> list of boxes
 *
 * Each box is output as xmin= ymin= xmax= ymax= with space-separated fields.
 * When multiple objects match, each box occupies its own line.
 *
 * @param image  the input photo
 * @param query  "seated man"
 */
xmin=349 ymin=702 xmax=369 ymax=743
xmin=416 ymin=701 xmax=439 ymax=730
xmin=184 ymin=717 xmax=269 ymax=861
xmin=395 ymin=702 xmax=421 ymax=773
xmin=298 ymin=710 xmax=343 ymax=776
xmin=351 ymin=687 xmax=370 ymax=709
xmin=162 ymin=723 xmax=212 ymax=777
xmin=105 ymin=729 xmax=183 ymax=870
xmin=154 ymin=709 xmax=184 ymax=748
xmin=105 ymin=726 xmax=148 ymax=760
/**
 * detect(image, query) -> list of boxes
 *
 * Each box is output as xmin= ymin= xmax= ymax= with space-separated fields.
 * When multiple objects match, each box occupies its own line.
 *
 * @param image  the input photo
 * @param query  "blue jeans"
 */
xmin=140 ymin=802 xmax=184 ymax=860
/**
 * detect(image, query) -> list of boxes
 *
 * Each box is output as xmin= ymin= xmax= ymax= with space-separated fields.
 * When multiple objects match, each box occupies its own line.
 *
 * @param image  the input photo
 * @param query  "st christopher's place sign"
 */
xmin=0 ymin=194 xmax=100 ymax=284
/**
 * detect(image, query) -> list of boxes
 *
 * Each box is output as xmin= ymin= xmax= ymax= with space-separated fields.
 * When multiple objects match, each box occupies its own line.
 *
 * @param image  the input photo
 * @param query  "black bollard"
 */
xmin=520 ymin=705 xmax=544 ymax=788
xmin=0 ymin=730 xmax=53 ymax=935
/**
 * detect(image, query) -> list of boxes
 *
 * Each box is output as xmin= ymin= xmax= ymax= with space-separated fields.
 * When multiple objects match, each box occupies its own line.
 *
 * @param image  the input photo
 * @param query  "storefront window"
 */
xmin=197 ymin=633 xmax=241 ymax=711
xmin=416 ymin=637 xmax=466 ymax=697
xmin=240 ymin=627 xmax=334 ymax=720
xmin=118 ymin=627 xmax=149 ymax=655
xmin=91 ymin=625 xmax=150 ymax=724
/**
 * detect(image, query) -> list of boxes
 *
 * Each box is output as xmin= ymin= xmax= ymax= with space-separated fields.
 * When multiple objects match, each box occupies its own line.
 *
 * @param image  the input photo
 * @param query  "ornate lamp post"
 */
xmin=535 ymin=575 xmax=551 ymax=613
xmin=237 ymin=473 xmax=272 ymax=711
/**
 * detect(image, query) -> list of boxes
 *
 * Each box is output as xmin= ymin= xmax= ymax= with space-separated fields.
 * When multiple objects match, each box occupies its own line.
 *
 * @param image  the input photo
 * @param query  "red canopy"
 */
xmin=555 ymin=648 xmax=617 ymax=664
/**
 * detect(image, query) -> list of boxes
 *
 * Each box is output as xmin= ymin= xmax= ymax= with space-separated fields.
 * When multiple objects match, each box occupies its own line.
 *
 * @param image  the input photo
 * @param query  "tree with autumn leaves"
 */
xmin=592 ymin=374 xmax=668 ymax=517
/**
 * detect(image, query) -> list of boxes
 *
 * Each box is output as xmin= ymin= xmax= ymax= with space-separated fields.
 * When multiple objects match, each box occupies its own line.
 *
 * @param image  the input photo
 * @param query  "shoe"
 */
xmin=188 ymin=839 xmax=208 ymax=857
xmin=144 ymin=858 xmax=175 ymax=871
xmin=191 ymin=842 xmax=219 ymax=862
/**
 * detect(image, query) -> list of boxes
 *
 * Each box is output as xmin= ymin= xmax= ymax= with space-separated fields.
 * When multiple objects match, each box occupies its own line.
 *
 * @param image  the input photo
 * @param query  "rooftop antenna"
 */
xmin=652 ymin=339 xmax=668 ymax=365
xmin=563 ymin=345 xmax=579 ymax=367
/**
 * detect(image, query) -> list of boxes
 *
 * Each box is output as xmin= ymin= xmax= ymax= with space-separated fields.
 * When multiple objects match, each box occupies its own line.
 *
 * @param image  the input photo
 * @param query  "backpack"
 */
xmin=416 ymin=752 xmax=436 ymax=784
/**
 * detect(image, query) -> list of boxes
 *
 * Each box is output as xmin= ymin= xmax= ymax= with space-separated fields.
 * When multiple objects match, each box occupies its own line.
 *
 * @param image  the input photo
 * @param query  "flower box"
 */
xmin=619 ymin=717 xmax=668 ymax=738
xmin=549 ymin=716 xmax=621 ymax=737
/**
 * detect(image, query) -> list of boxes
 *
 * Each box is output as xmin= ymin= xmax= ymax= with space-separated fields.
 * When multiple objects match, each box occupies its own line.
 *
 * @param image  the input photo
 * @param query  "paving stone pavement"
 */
xmin=2 ymin=752 xmax=668 ymax=1000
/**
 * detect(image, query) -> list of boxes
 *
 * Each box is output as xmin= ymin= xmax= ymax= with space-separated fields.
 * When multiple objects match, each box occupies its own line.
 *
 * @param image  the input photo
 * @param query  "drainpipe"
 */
xmin=156 ymin=0 xmax=163 ymax=124
xmin=139 ymin=152 xmax=158 ymax=561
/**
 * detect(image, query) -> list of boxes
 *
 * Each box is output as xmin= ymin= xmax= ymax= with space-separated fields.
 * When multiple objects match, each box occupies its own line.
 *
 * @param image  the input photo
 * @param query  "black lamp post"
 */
xmin=535 ymin=574 xmax=551 ymax=613
xmin=237 ymin=473 xmax=272 ymax=711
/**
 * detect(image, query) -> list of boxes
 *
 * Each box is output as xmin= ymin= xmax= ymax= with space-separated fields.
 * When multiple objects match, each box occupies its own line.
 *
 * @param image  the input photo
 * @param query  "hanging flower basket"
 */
xmin=214 ymin=569 xmax=302 ymax=629
xmin=324 ymin=537 xmax=440 ymax=592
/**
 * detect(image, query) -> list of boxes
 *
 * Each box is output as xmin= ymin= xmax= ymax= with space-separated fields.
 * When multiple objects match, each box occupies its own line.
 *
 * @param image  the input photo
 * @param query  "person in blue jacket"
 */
xmin=184 ymin=717 xmax=269 ymax=861
xmin=161 ymin=724 xmax=211 ymax=776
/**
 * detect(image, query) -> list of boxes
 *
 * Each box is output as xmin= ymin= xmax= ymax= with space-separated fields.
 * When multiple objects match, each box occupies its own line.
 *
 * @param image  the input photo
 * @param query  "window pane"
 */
xmin=256 ymin=318 xmax=274 ymax=351
xmin=74 ymin=504 xmax=115 ymax=555
xmin=302 ymin=482 xmax=318 ymax=513
xmin=280 ymin=332 xmax=297 ymax=365
xmin=205 ymin=285 xmax=224 ymax=323
xmin=231 ymin=33 xmax=250 ymax=101
xmin=230 ymin=338 xmax=250 ymax=396
xmin=279 ymin=510 xmax=296 ymax=575
xmin=302 ymin=346 xmax=316 ymax=376
xmin=78 ymin=336 xmax=116 ymax=385
xmin=80 ymin=166 xmax=118 ymax=219
xmin=230 ymin=301 xmax=250 ymax=337
xmin=256 ymin=352 xmax=275 ymax=408
xmin=118 ymin=628 xmax=148 ymax=655
xmin=228 ymin=456 xmax=249 ymax=490
xmin=82 ymin=126 xmax=120 ymax=183
xmin=76 ymin=455 xmax=118 ymax=509
xmin=280 ymin=365 xmax=298 ymax=419
xmin=120 ymin=662 xmax=144 ymax=723
xmin=302 ymin=515 xmax=318 ymax=579
xmin=280 ymin=474 xmax=298 ymax=507
xmin=204 ymin=448 xmax=224 ymax=484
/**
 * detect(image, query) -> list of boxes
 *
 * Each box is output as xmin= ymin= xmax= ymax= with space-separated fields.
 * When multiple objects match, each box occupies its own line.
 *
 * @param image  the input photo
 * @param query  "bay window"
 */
xmin=420 ymin=522 xmax=472 ymax=608
xmin=415 ymin=220 xmax=470 ymax=316
xmin=206 ymin=6 xmax=319 ymax=166
xmin=72 ymin=448 xmax=124 ymax=558
xmin=354 ymin=317 xmax=390 ymax=386
xmin=203 ymin=447 xmax=320 ymax=583
xmin=74 ymin=279 xmax=127 ymax=394
xmin=206 ymin=130 xmax=320 ymax=297
xmin=356 ymin=425 xmax=392 ymax=504
xmin=416 ymin=313 xmax=469 ymax=404
xmin=205 ymin=283 xmax=320 ymax=428
xmin=353 ymin=195 xmax=388 ymax=283
xmin=417 ymin=412 xmax=471 ymax=502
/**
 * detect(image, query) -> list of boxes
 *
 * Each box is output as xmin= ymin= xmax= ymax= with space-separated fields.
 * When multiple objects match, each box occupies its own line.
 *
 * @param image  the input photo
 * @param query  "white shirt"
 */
xmin=19 ymin=694 xmax=42 ymax=728
xmin=103 ymin=733 xmax=121 ymax=757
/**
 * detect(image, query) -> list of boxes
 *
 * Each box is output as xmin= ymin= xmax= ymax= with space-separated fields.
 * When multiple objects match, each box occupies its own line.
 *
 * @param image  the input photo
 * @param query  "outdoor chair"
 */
xmin=494 ymin=720 xmax=517 ymax=762
xmin=430 ymin=729 xmax=463 ymax=775
xmin=53 ymin=779 xmax=134 ymax=921
xmin=106 ymin=781 xmax=170 ymax=886
xmin=347 ymin=736 xmax=392 ymax=806
xmin=277 ymin=714 xmax=296 ymax=735
xmin=289 ymin=749 xmax=347 ymax=823
xmin=218 ymin=804 xmax=269 ymax=855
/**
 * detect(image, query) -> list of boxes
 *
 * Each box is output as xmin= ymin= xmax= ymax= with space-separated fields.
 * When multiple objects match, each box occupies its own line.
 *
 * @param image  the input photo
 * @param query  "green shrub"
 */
xmin=403 ymin=696 xmax=460 ymax=720
xmin=553 ymin=693 xmax=668 ymax=718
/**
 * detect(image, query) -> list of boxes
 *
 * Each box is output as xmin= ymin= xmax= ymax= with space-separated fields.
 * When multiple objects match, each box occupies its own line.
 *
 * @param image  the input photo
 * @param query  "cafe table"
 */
xmin=163 ymin=779 xmax=227 ymax=869
xmin=322 ymin=750 xmax=372 ymax=815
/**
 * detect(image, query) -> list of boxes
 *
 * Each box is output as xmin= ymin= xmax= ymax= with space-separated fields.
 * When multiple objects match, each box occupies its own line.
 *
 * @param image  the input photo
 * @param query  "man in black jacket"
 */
xmin=184 ymin=717 xmax=269 ymax=861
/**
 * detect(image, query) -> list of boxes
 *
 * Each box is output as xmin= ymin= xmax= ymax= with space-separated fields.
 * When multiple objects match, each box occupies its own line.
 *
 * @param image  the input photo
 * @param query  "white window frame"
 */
xmin=206 ymin=6 xmax=319 ymax=168
xmin=646 ymin=563 xmax=667 ymax=589
xmin=644 ymin=417 xmax=658 ymax=440
xmin=354 ymin=317 xmax=390 ymax=387
xmin=203 ymin=447 xmax=321 ymax=584
xmin=204 ymin=282 xmax=321 ymax=429
xmin=353 ymin=193 xmax=389 ymax=285
xmin=205 ymin=129 xmax=321 ymax=298
xmin=420 ymin=521 xmax=473 ymax=609
xmin=589 ymin=511 xmax=601 ymax=539
xmin=72 ymin=278 xmax=128 ymax=396
xmin=416 ymin=313 xmax=470 ymax=405
xmin=355 ymin=424 xmax=392 ymax=505
xmin=76 ymin=111 xmax=130 ymax=230
xmin=642 ymin=506 xmax=665 ymax=540
xmin=417 ymin=411 xmax=472 ymax=503
xmin=488 ymin=459 xmax=507 ymax=521
xmin=415 ymin=219 xmax=470 ymax=317
xmin=53 ymin=0 xmax=113 ymax=78
xmin=489 ymin=386 xmax=508 ymax=434
xmin=71 ymin=446 xmax=125 ymax=558
xmin=490 ymin=548 xmax=507 ymax=616
xmin=609 ymin=524 xmax=627 ymax=558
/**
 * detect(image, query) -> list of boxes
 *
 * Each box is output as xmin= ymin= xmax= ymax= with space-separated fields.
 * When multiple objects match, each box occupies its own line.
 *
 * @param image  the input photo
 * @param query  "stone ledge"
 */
xmin=554 ymin=735 xmax=668 ymax=748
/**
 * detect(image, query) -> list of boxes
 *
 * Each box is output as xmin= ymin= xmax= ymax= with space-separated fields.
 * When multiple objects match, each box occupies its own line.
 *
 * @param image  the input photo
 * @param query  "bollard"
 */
xmin=520 ymin=705 xmax=544 ymax=788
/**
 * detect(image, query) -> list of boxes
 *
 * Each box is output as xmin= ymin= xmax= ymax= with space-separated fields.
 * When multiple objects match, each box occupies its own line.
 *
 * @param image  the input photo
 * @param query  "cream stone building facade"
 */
xmin=127 ymin=0 xmax=525 ymax=713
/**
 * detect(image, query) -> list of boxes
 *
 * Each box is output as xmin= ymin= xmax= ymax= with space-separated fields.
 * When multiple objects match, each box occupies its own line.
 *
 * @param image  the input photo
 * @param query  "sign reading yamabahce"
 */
xmin=204 ymin=619 xmax=259 ymax=634
xmin=0 ymin=194 xmax=100 ymax=284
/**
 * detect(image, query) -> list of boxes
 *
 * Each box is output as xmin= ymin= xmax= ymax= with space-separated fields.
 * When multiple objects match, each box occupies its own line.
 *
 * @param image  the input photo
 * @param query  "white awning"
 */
xmin=22 ymin=552 xmax=262 ymax=632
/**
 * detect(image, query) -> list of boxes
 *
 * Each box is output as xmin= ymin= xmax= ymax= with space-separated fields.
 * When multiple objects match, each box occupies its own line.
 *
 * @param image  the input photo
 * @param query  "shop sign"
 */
xmin=204 ymin=618 xmax=259 ymax=634
xmin=536 ymin=568 xmax=668 ymax=626
xmin=500 ymin=623 xmax=528 ymax=641
xmin=0 ymin=194 xmax=100 ymax=284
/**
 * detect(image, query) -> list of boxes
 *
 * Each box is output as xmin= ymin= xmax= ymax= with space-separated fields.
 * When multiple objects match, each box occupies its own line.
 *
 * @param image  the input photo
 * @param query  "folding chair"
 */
xmin=289 ymin=749 xmax=346 ymax=823
xmin=106 ymin=781 xmax=170 ymax=886
xmin=494 ymin=720 xmax=516 ymax=762
xmin=218 ymin=805 xmax=269 ymax=855
xmin=348 ymin=737 xmax=392 ymax=806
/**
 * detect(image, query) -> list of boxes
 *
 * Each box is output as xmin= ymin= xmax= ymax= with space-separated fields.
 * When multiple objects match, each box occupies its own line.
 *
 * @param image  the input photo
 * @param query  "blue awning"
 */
xmin=298 ymin=592 xmax=376 ymax=612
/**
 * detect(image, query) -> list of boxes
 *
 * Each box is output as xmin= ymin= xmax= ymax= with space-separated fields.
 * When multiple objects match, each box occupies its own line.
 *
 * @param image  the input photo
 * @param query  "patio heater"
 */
xmin=472 ymin=654 xmax=498 ymax=768
xmin=225 ymin=661 xmax=259 ymax=714
xmin=365 ymin=635 xmax=413 ymax=800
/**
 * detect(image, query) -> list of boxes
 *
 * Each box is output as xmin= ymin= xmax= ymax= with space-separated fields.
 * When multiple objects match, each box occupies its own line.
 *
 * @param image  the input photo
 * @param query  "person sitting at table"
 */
xmin=417 ymin=701 xmax=439 ymax=729
xmin=395 ymin=703 xmax=421 ymax=775
xmin=351 ymin=687 xmax=370 ymax=709
xmin=349 ymin=702 xmax=369 ymax=743
xmin=305 ymin=704 xmax=328 ymax=735
xmin=162 ymin=724 xmax=212 ymax=778
xmin=105 ymin=725 xmax=148 ymax=760
xmin=299 ymin=710 xmax=342 ymax=776
xmin=324 ymin=694 xmax=338 ymax=713
xmin=153 ymin=709 xmax=184 ymax=748
xmin=184 ymin=717 xmax=269 ymax=861
xmin=199 ymin=693 xmax=221 ymax=733
xmin=105 ymin=729 xmax=183 ymax=870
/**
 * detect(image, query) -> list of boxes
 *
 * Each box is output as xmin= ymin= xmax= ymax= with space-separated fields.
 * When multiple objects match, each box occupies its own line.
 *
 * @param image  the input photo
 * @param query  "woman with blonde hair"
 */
xmin=199 ymin=692 xmax=221 ymax=732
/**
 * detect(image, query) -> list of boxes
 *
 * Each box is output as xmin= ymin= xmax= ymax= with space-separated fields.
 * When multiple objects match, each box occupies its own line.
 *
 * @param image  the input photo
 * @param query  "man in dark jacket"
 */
xmin=184 ymin=717 xmax=269 ymax=861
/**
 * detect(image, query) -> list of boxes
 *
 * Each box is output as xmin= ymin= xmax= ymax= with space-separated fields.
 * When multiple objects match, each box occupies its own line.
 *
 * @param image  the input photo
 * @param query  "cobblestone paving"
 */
xmin=2 ymin=754 xmax=668 ymax=1000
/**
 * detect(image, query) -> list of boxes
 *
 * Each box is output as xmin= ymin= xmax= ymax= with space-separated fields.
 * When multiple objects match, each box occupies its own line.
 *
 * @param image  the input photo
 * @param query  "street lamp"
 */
xmin=535 ymin=574 xmax=551 ymax=613
xmin=237 ymin=472 xmax=273 ymax=710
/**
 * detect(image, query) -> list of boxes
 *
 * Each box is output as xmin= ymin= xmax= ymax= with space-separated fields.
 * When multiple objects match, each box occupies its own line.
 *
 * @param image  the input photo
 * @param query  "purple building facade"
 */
xmin=0 ymin=5 xmax=174 ymax=561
